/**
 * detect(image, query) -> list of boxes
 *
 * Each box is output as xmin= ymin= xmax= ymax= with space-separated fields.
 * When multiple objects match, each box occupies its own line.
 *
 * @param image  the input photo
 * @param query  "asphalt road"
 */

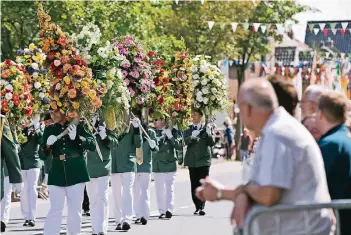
xmin=3 ymin=161 xmax=243 ymax=235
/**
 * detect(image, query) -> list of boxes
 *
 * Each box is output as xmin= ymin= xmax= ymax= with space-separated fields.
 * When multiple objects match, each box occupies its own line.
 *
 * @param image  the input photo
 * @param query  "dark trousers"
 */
xmin=82 ymin=186 xmax=89 ymax=211
xmin=189 ymin=166 xmax=210 ymax=210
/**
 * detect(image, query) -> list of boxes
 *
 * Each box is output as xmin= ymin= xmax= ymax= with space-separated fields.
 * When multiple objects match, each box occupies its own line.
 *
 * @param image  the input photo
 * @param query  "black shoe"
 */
xmin=193 ymin=209 xmax=199 ymax=215
xmin=83 ymin=210 xmax=90 ymax=216
xmin=116 ymin=223 xmax=122 ymax=230
xmin=122 ymin=222 xmax=131 ymax=231
xmin=98 ymin=233 xmax=106 ymax=235
xmin=158 ymin=213 xmax=165 ymax=219
xmin=140 ymin=217 xmax=147 ymax=225
xmin=165 ymin=211 xmax=172 ymax=219
xmin=23 ymin=220 xmax=29 ymax=226
xmin=199 ymin=210 xmax=206 ymax=216
xmin=27 ymin=220 xmax=35 ymax=227
xmin=135 ymin=218 xmax=141 ymax=224
xmin=1 ymin=221 xmax=6 ymax=232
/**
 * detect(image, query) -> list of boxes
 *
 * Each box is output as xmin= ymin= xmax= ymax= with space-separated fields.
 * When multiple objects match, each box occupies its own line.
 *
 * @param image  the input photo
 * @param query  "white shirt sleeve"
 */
xmin=256 ymin=136 xmax=295 ymax=190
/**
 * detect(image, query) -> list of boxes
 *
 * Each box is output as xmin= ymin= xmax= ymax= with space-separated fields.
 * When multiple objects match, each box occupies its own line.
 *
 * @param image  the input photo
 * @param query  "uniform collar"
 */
xmin=319 ymin=124 xmax=348 ymax=140
xmin=193 ymin=123 xmax=202 ymax=130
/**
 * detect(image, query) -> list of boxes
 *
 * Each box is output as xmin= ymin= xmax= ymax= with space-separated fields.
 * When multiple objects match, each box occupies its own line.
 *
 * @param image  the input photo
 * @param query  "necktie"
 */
xmin=194 ymin=125 xmax=198 ymax=130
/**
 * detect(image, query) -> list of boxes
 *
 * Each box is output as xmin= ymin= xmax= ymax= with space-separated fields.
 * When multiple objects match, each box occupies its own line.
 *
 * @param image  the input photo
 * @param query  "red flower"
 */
xmin=61 ymin=55 xmax=70 ymax=64
xmin=163 ymin=77 xmax=169 ymax=83
xmin=149 ymin=108 xmax=155 ymax=114
xmin=50 ymin=63 xmax=57 ymax=72
xmin=57 ymin=37 xmax=67 ymax=47
xmin=158 ymin=96 xmax=164 ymax=104
xmin=154 ymin=77 xmax=160 ymax=86
xmin=13 ymin=93 xmax=19 ymax=101
xmin=25 ymin=108 xmax=32 ymax=117
xmin=148 ymin=51 xmax=156 ymax=57
xmin=48 ymin=52 xmax=56 ymax=60
xmin=1 ymin=100 xmax=8 ymax=108
xmin=4 ymin=59 xmax=14 ymax=66
xmin=14 ymin=99 xmax=20 ymax=106
xmin=159 ymin=60 xmax=165 ymax=67
xmin=24 ymin=93 xmax=29 ymax=99
xmin=55 ymin=69 xmax=64 ymax=79
xmin=16 ymin=64 xmax=25 ymax=71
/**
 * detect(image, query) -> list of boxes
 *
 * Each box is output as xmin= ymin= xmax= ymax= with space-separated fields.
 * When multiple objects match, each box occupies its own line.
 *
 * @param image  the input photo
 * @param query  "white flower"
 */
xmin=190 ymin=66 xmax=198 ymax=73
xmin=202 ymin=87 xmax=209 ymax=94
xmin=116 ymin=69 xmax=123 ymax=79
xmin=31 ymin=63 xmax=39 ymax=70
xmin=4 ymin=84 xmax=13 ymax=91
xmin=16 ymin=57 xmax=22 ymax=63
xmin=196 ymin=91 xmax=203 ymax=97
xmin=24 ymin=48 xmax=30 ymax=53
xmin=196 ymin=96 xmax=204 ymax=102
xmin=201 ymin=79 xmax=208 ymax=85
xmin=54 ymin=60 xmax=61 ymax=67
xmin=78 ymin=33 xmax=84 ymax=39
xmin=211 ymin=87 xmax=217 ymax=93
xmin=5 ymin=93 xmax=12 ymax=100
xmin=200 ymin=65 xmax=209 ymax=73
xmin=195 ymin=103 xmax=201 ymax=108
xmin=203 ymin=97 xmax=209 ymax=104
xmin=39 ymin=92 xmax=45 ymax=98
xmin=34 ymin=82 xmax=41 ymax=89
xmin=193 ymin=74 xmax=199 ymax=80
xmin=32 ymin=72 xmax=39 ymax=78
xmin=106 ymin=80 xmax=114 ymax=89
xmin=208 ymin=75 xmax=215 ymax=80
xmin=116 ymin=97 xmax=122 ymax=103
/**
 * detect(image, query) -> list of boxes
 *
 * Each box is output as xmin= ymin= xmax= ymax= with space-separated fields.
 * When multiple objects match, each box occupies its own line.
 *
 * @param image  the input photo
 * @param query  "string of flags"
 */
xmin=307 ymin=22 xmax=351 ymax=36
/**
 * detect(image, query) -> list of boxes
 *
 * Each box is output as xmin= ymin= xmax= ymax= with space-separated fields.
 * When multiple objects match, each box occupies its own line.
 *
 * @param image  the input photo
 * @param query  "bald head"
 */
xmin=304 ymin=85 xmax=326 ymax=103
xmin=239 ymin=79 xmax=279 ymax=112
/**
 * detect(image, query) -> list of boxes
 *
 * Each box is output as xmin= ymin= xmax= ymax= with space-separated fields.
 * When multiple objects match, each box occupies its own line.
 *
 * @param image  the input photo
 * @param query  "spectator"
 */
xmin=301 ymin=85 xmax=325 ymax=118
xmin=238 ymin=128 xmax=252 ymax=162
xmin=302 ymin=114 xmax=322 ymax=141
xmin=223 ymin=118 xmax=235 ymax=159
xmin=316 ymin=90 xmax=351 ymax=235
xmin=196 ymin=78 xmax=333 ymax=235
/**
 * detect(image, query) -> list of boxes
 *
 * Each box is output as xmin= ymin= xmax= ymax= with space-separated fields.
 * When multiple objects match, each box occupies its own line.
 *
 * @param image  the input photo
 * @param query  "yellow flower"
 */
xmin=16 ymin=56 xmax=22 ymax=63
xmin=10 ymin=67 xmax=17 ymax=74
xmin=54 ymin=96 xmax=60 ymax=101
xmin=81 ymin=81 xmax=88 ymax=87
xmin=210 ymin=96 xmax=216 ymax=101
xmin=24 ymin=55 xmax=31 ymax=59
xmin=62 ymin=49 xmax=68 ymax=55
xmin=88 ymin=90 xmax=96 ymax=99
xmin=13 ymin=81 xmax=20 ymax=88
xmin=72 ymin=102 xmax=80 ymax=109
xmin=67 ymin=50 xmax=72 ymax=55
xmin=32 ymin=104 xmax=39 ymax=111
xmin=57 ymin=101 xmax=63 ymax=107
xmin=63 ymin=76 xmax=71 ymax=85
xmin=55 ymin=52 xmax=61 ymax=58
xmin=29 ymin=43 xmax=36 ymax=51
xmin=60 ymin=109 xmax=65 ymax=114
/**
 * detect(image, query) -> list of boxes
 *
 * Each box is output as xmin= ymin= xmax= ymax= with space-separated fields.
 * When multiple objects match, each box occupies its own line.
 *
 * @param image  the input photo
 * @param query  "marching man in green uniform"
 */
xmin=40 ymin=110 xmax=96 ymax=235
xmin=0 ymin=114 xmax=23 ymax=232
xmin=86 ymin=116 xmax=118 ymax=235
xmin=0 ymin=164 xmax=13 ymax=231
xmin=133 ymin=124 xmax=158 ymax=225
xmin=184 ymin=108 xmax=215 ymax=216
xmin=152 ymin=118 xmax=182 ymax=219
xmin=19 ymin=115 xmax=43 ymax=227
xmin=111 ymin=113 xmax=142 ymax=231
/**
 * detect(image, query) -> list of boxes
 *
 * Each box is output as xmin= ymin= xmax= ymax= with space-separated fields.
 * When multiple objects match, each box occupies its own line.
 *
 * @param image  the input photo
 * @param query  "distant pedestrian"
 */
xmin=301 ymin=85 xmax=325 ymax=118
xmin=223 ymin=118 xmax=235 ymax=159
xmin=238 ymin=128 xmax=252 ymax=162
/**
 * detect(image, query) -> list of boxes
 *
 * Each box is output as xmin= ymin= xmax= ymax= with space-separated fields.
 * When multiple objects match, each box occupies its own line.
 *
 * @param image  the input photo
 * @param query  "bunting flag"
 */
xmin=208 ymin=21 xmax=215 ymax=30
xmin=276 ymin=24 xmax=285 ymax=33
xmin=308 ymin=23 xmax=315 ymax=30
xmin=242 ymin=23 xmax=250 ymax=30
xmin=220 ymin=22 xmax=226 ymax=30
xmin=341 ymin=29 xmax=345 ymax=37
xmin=331 ymin=29 xmax=338 ymax=35
xmin=326 ymin=52 xmax=330 ymax=58
xmin=175 ymin=0 xmax=179 ymax=4
xmin=260 ymin=24 xmax=267 ymax=33
xmin=319 ymin=23 xmax=326 ymax=30
xmin=200 ymin=0 xmax=204 ymax=4
xmin=253 ymin=23 xmax=261 ymax=32
xmin=341 ymin=22 xmax=348 ymax=30
xmin=323 ymin=28 xmax=328 ymax=36
xmin=329 ymin=23 xmax=337 ymax=29
xmin=231 ymin=23 xmax=238 ymax=32
xmin=313 ymin=28 xmax=320 ymax=35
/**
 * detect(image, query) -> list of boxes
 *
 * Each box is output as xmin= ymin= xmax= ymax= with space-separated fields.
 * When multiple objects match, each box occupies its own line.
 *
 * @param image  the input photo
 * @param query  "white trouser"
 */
xmin=43 ymin=174 xmax=49 ymax=185
xmin=20 ymin=168 xmax=40 ymax=220
xmin=0 ymin=177 xmax=12 ymax=224
xmin=111 ymin=172 xmax=135 ymax=224
xmin=86 ymin=176 xmax=109 ymax=234
xmin=133 ymin=173 xmax=151 ymax=219
xmin=154 ymin=172 xmax=176 ymax=214
xmin=44 ymin=183 xmax=85 ymax=235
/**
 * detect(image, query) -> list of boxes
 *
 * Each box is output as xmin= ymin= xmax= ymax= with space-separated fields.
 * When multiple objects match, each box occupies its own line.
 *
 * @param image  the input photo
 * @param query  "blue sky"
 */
xmin=294 ymin=0 xmax=351 ymax=42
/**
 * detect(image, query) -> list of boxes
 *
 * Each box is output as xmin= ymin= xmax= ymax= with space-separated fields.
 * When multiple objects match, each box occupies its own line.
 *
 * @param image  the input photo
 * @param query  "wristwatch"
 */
xmin=216 ymin=188 xmax=223 ymax=201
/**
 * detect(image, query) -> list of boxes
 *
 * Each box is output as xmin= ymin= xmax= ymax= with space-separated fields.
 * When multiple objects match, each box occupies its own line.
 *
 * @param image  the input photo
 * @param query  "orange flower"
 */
xmin=50 ymin=101 xmax=58 ymax=110
xmin=74 ymin=69 xmax=85 ymax=77
xmin=63 ymin=64 xmax=72 ymax=73
xmin=68 ymin=89 xmax=77 ymax=99
xmin=92 ymin=97 xmax=102 ymax=108
xmin=61 ymin=55 xmax=70 ymax=64
xmin=100 ymin=87 xmax=107 ymax=94
xmin=82 ymin=87 xmax=90 ymax=95
xmin=68 ymin=111 xmax=78 ymax=118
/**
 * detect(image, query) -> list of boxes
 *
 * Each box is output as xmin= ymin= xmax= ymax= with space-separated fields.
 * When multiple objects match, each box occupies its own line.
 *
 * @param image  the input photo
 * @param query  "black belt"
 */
xmin=53 ymin=153 xmax=81 ymax=161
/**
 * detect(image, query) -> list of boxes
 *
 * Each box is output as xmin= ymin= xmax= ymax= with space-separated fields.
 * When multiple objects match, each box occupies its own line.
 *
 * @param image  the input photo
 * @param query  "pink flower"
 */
xmin=120 ymin=48 xmax=129 ymax=55
xmin=130 ymin=70 xmax=139 ymax=78
xmin=140 ymin=84 xmax=148 ymax=94
xmin=134 ymin=57 xmax=142 ymax=63
xmin=137 ymin=97 xmax=144 ymax=104
xmin=125 ymin=79 xmax=130 ymax=86
xmin=143 ymin=71 xmax=151 ymax=79
xmin=122 ymin=63 xmax=130 ymax=69
xmin=122 ymin=70 xmax=128 ymax=78
xmin=128 ymin=88 xmax=136 ymax=97
xmin=172 ymin=112 xmax=178 ymax=117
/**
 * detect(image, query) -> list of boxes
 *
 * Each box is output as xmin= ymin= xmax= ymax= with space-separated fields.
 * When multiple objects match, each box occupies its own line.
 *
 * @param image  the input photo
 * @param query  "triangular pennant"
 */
xmin=323 ymin=28 xmax=328 ymax=36
xmin=175 ymin=0 xmax=179 ymax=4
xmin=260 ymin=24 xmax=267 ymax=33
xmin=349 ymin=29 xmax=351 ymax=34
xmin=341 ymin=29 xmax=345 ymax=37
xmin=253 ymin=23 xmax=261 ymax=32
xmin=325 ymin=52 xmax=330 ymax=58
xmin=269 ymin=24 xmax=275 ymax=31
xmin=208 ymin=21 xmax=215 ymax=30
xmin=331 ymin=29 xmax=337 ymax=35
xmin=276 ymin=24 xmax=284 ymax=33
xmin=231 ymin=23 xmax=238 ymax=32
xmin=329 ymin=23 xmax=337 ymax=29
xmin=220 ymin=23 xmax=226 ymax=30
xmin=308 ymin=23 xmax=315 ymax=30
xmin=313 ymin=28 xmax=320 ymax=35
xmin=287 ymin=49 xmax=292 ymax=56
xmin=319 ymin=23 xmax=326 ymax=30
xmin=341 ymin=22 xmax=348 ymax=30
xmin=242 ymin=23 xmax=250 ymax=30
xmin=286 ymin=23 xmax=293 ymax=31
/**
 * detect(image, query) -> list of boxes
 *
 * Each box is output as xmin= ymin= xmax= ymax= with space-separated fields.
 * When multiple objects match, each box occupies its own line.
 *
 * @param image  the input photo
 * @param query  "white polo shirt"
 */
xmin=248 ymin=107 xmax=332 ymax=235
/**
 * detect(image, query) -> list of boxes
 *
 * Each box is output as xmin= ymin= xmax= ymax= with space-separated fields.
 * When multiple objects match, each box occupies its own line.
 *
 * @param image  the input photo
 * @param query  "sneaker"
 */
xmin=193 ymin=209 xmax=199 ymax=215
xmin=1 ymin=221 xmax=6 ymax=232
xmin=83 ymin=210 xmax=90 ymax=216
xmin=23 ymin=220 xmax=29 ymax=226
xmin=116 ymin=223 xmax=122 ymax=230
xmin=140 ymin=217 xmax=147 ymax=225
xmin=27 ymin=220 xmax=35 ymax=227
xmin=122 ymin=222 xmax=131 ymax=231
xmin=165 ymin=211 xmax=172 ymax=219
xmin=199 ymin=210 xmax=206 ymax=216
xmin=158 ymin=213 xmax=165 ymax=219
xmin=135 ymin=218 xmax=141 ymax=224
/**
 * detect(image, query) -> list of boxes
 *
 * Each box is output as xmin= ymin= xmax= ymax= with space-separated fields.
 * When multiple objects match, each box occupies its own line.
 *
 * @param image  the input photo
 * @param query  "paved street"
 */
xmin=3 ymin=161 xmax=243 ymax=235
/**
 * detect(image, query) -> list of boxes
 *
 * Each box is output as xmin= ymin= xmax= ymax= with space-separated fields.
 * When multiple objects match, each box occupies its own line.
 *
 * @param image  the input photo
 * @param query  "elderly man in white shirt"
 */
xmin=196 ymin=78 xmax=333 ymax=235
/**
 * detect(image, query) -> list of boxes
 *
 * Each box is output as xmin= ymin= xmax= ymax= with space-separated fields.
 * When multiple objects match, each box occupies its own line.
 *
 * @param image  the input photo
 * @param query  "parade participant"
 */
xmin=86 ymin=116 xmax=118 ymax=235
xmin=0 ymin=114 xmax=23 ymax=232
xmin=133 ymin=123 xmax=158 ymax=225
xmin=0 ymin=164 xmax=12 ymax=232
xmin=111 ymin=111 xmax=142 ymax=231
xmin=40 ymin=110 xmax=96 ymax=235
xmin=184 ymin=108 xmax=215 ymax=216
xmin=19 ymin=115 xmax=43 ymax=227
xmin=40 ymin=114 xmax=53 ymax=198
xmin=152 ymin=118 xmax=182 ymax=219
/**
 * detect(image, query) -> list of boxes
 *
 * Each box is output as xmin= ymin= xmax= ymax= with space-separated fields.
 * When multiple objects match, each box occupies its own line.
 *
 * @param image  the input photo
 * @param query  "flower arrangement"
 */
xmin=37 ymin=3 xmax=104 ymax=120
xmin=112 ymin=35 xmax=154 ymax=109
xmin=148 ymin=50 xmax=174 ymax=120
xmin=16 ymin=43 xmax=50 ymax=114
xmin=0 ymin=59 xmax=33 ymax=141
xmin=168 ymin=51 xmax=193 ymax=130
xmin=73 ymin=23 xmax=130 ymax=133
xmin=191 ymin=55 xmax=227 ymax=117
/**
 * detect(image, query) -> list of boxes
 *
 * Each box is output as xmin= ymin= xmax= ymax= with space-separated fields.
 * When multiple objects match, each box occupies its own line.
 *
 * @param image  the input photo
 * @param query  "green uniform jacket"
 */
xmin=184 ymin=125 xmax=215 ymax=168
xmin=39 ymin=122 xmax=96 ymax=187
xmin=318 ymin=124 xmax=351 ymax=200
xmin=1 ymin=116 xmax=22 ymax=199
xmin=43 ymin=154 xmax=52 ymax=175
xmin=137 ymin=129 xmax=158 ymax=173
xmin=111 ymin=126 xmax=142 ymax=173
xmin=152 ymin=128 xmax=182 ymax=173
xmin=87 ymin=130 xmax=119 ymax=178
xmin=19 ymin=130 xmax=43 ymax=170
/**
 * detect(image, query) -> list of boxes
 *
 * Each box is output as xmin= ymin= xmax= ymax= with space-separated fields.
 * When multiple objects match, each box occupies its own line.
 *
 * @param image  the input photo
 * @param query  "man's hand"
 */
xmin=206 ymin=125 xmax=212 ymax=135
xmin=131 ymin=118 xmax=140 ymax=128
xmin=196 ymin=177 xmax=224 ymax=202
xmin=163 ymin=129 xmax=173 ymax=139
xmin=231 ymin=193 xmax=252 ymax=227
xmin=47 ymin=135 xmax=58 ymax=146
xmin=98 ymin=125 xmax=107 ymax=140
xmin=68 ymin=125 xmax=77 ymax=140
xmin=148 ymin=139 xmax=157 ymax=149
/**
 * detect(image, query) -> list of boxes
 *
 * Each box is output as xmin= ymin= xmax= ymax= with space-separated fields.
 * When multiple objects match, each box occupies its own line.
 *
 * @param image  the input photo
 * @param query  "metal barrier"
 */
xmin=243 ymin=199 xmax=351 ymax=235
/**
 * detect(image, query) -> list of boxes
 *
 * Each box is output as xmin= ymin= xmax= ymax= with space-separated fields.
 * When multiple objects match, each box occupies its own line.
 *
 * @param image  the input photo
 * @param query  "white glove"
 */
xmin=47 ymin=135 xmax=58 ymax=145
xmin=13 ymin=183 xmax=23 ymax=193
xmin=192 ymin=130 xmax=200 ymax=138
xmin=148 ymin=139 xmax=157 ymax=149
xmin=163 ymin=129 xmax=173 ymax=139
xmin=131 ymin=118 xmax=140 ymax=128
xmin=206 ymin=125 xmax=212 ymax=135
xmin=98 ymin=125 xmax=107 ymax=140
xmin=68 ymin=125 xmax=77 ymax=140
xmin=91 ymin=116 xmax=97 ymax=127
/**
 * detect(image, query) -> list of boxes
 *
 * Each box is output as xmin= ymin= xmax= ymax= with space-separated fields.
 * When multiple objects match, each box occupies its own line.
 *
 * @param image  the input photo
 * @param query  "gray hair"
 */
xmin=240 ymin=79 xmax=279 ymax=112
xmin=304 ymin=85 xmax=326 ymax=103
